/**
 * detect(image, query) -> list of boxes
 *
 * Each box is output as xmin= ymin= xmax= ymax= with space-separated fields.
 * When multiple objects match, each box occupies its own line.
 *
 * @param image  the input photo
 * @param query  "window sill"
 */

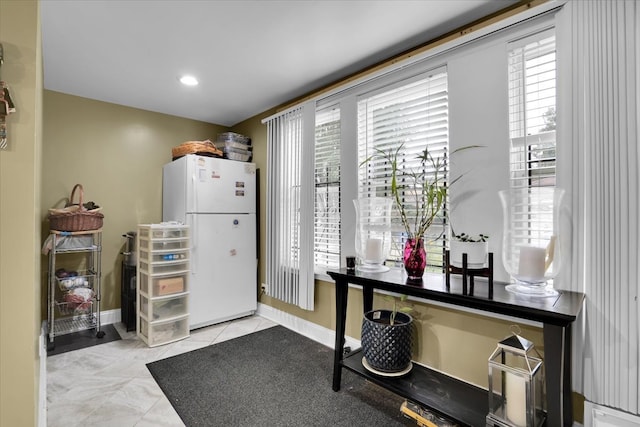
xmin=314 ymin=272 xmax=333 ymax=283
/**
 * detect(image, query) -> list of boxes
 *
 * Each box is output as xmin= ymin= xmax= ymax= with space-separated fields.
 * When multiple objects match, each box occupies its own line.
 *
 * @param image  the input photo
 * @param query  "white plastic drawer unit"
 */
xmin=138 ymin=237 xmax=190 ymax=252
xmin=137 ymin=223 xmax=190 ymax=347
xmin=138 ymin=271 xmax=188 ymax=296
xmin=138 ymin=316 xmax=189 ymax=347
xmin=137 ymin=225 xmax=189 ymax=240
xmin=138 ymin=258 xmax=189 ymax=275
xmin=139 ymin=293 xmax=188 ymax=322
xmin=139 ymin=248 xmax=189 ymax=264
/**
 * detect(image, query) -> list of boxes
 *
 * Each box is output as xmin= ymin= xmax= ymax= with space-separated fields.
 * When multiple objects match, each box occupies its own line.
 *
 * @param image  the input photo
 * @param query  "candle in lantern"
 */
xmin=518 ymin=246 xmax=546 ymax=281
xmin=365 ymin=238 xmax=383 ymax=262
xmin=505 ymin=373 xmax=527 ymax=426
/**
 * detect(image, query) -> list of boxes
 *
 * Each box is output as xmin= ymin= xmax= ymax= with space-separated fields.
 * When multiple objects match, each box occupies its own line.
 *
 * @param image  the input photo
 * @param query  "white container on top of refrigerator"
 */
xmin=162 ymin=154 xmax=257 ymax=329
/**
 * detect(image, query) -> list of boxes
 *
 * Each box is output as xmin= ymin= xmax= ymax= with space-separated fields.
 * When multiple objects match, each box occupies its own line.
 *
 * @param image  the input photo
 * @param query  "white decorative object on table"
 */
xmin=365 ymin=238 xmax=383 ymax=262
xmin=450 ymin=238 xmax=489 ymax=268
xmin=354 ymin=197 xmax=392 ymax=273
xmin=517 ymin=246 xmax=546 ymax=281
xmin=505 ymin=373 xmax=527 ymax=426
xmin=499 ymin=187 xmax=565 ymax=296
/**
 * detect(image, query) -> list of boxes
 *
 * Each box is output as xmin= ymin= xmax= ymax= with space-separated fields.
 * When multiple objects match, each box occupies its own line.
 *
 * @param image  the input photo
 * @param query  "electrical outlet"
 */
xmin=261 ymin=283 xmax=268 ymax=295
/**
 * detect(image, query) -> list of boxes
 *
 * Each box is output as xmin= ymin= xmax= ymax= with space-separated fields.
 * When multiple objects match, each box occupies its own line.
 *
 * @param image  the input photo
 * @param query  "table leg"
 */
xmin=543 ymin=323 xmax=573 ymax=427
xmin=332 ymin=279 xmax=349 ymax=391
xmin=363 ymin=286 xmax=373 ymax=313
xmin=488 ymin=253 xmax=494 ymax=299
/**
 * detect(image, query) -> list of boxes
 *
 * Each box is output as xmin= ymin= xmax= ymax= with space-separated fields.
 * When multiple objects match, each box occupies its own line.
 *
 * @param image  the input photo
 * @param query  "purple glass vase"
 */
xmin=403 ymin=238 xmax=426 ymax=280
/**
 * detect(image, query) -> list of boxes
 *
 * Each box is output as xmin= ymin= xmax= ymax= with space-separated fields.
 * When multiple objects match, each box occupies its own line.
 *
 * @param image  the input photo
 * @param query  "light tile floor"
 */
xmin=46 ymin=315 xmax=278 ymax=427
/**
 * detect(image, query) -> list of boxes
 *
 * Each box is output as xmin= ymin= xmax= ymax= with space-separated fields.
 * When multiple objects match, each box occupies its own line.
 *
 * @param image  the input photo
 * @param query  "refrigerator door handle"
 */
xmin=190 ymin=170 xmax=197 ymax=214
xmin=190 ymin=215 xmax=197 ymax=276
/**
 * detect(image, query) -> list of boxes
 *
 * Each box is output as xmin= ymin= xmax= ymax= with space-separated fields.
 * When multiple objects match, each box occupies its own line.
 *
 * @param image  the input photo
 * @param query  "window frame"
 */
xmin=307 ymin=12 xmax=560 ymax=282
xmin=313 ymin=105 xmax=342 ymax=274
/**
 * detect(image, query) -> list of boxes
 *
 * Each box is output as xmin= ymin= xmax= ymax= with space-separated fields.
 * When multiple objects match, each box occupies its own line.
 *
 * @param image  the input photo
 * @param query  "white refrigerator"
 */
xmin=162 ymin=154 xmax=257 ymax=329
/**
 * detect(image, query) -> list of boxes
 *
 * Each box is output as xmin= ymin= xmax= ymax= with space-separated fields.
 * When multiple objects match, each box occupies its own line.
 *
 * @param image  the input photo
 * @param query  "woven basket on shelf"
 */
xmin=48 ymin=184 xmax=104 ymax=232
xmin=172 ymin=140 xmax=223 ymax=160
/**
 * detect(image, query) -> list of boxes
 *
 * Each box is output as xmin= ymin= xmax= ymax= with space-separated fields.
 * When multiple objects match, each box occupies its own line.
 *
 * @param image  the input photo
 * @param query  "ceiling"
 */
xmin=40 ymin=1 xmax=518 ymax=127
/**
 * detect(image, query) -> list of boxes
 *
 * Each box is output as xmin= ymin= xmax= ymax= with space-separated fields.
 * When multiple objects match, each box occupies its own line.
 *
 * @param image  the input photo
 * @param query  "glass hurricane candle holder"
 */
xmin=499 ymin=187 xmax=565 ymax=296
xmin=354 ymin=197 xmax=392 ymax=273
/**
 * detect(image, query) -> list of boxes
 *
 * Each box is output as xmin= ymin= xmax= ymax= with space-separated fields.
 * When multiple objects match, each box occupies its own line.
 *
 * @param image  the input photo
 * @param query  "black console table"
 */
xmin=327 ymin=268 xmax=584 ymax=427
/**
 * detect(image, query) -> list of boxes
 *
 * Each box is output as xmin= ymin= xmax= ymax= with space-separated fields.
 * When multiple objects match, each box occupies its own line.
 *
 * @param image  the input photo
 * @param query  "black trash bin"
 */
xmin=121 ymin=231 xmax=137 ymax=332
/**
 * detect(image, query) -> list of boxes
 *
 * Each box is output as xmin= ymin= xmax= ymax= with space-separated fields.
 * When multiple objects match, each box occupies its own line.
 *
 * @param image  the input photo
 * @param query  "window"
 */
xmin=357 ymin=70 xmax=449 ymax=269
xmin=314 ymin=106 xmax=341 ymax=272
xmin=508 ymin=29 xmax=556 ymax=189
xmin=507 ymin=30 xmax=557 ymax=254
xmin=266 ymin=12 xmax=557 ymax=289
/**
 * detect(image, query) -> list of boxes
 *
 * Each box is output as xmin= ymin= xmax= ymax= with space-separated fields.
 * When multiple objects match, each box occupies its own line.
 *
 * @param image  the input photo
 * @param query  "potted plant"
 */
xmin=361 ymin=294 xmax=414 ymax=375
xmin=449 ymin=232 xmax=489 ymax=269
xmin=362 ymin=144 xmax=479 ymax=279
xmin=358 ymin=144 xmax=479 ymax=374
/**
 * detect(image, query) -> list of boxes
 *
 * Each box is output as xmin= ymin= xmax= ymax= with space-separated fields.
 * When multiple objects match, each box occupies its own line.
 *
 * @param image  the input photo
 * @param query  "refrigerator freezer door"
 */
xmin=163 ymin=155 xmax=257 ymax=219
xmin=187 ymin=213 xmax=257 ymax=329
xmin=188 ymin=156 xmax=256 ymax=214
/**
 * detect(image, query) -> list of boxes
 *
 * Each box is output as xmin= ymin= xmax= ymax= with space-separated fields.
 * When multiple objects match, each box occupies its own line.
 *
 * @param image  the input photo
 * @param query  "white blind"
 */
xmin=507 ymin=31 xmax=557 ymax=253
xmin=508 ymin=29 xmax=557 ymax=190
xmin=265 ymin=104 xmax=314 ymax=310
xmin=314 ymin=105 xmax=341 ymax=272
xmin=559 ymin=0 xmax=640 ymax=414
xmin=357 ymin=69 xmax=449 ymax=269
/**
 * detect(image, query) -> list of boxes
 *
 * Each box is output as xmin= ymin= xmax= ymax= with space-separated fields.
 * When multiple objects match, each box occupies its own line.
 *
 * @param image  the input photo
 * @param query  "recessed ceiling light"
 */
xmin=179 ymin=75 xmax=199 ymax=86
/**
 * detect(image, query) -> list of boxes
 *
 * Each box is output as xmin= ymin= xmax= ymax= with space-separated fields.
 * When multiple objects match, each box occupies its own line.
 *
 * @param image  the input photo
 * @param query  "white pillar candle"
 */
xmin=365 ymin=238 xmax=383 ymax=262
xmin=505 ymin=373 xmax=527 ymax=426
xmin=518 ymin=246 xmax=546 ymax=281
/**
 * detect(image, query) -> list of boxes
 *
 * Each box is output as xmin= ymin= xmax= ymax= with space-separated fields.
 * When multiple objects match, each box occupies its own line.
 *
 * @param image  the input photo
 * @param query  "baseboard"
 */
xmin=584 ymin=401 xmax=640 ymax=427
xmin=256 ymin=303 xmax=360 ymax=351
xmin=38 ymin=321 xmax=47 ymax=427
xmin=99 ymin=308 xmax=120 ymax=325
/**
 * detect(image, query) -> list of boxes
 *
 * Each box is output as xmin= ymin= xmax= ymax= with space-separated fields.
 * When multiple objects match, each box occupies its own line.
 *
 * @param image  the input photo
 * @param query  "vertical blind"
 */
xmin=357 ymin=69 xmax=449 ymax=268
xmin=314 ymin=105 xmax=341 ymax=272
xmin=560 ymin=0 xmax=640 ymax=415
xmin=265 ymin=105 xmax=315 ymax=310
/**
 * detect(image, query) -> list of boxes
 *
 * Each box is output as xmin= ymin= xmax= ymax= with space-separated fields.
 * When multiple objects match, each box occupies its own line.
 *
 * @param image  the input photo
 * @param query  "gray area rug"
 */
xmin=147 ymin=325 xmax=415 ymax=427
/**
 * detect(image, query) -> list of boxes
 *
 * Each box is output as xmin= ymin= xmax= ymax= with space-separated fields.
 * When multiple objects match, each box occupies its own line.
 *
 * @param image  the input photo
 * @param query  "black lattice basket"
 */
xmin=361 ymin=310 xmax=413 ymax=374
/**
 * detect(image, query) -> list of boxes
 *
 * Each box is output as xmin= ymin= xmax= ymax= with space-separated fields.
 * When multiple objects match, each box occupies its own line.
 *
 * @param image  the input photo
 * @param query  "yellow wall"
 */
xmin=0 ymin=1 xmax=43 ymax=426
xmin=41 ymin=91 xmax=228 ymax=313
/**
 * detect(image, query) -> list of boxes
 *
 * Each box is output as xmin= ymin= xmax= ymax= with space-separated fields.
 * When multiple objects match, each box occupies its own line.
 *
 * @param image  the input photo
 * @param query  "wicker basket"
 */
xmin=48 ymin=184 xmax=104 ymax=232
xmin=172 ymin=140 xmax=223 ymax=160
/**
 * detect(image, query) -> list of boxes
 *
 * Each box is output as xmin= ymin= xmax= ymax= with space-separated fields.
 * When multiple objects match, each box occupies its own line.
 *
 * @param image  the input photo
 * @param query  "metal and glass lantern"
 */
xmin=353 ymin=197 xmax=392 ymax=273
xmin=487 ymin=329 xmax=545 ymax=427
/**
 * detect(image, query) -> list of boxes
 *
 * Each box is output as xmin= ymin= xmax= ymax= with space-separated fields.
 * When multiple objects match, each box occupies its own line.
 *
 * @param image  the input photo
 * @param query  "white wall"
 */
xmin=447 ymin=14 xmax=554 ymax=282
